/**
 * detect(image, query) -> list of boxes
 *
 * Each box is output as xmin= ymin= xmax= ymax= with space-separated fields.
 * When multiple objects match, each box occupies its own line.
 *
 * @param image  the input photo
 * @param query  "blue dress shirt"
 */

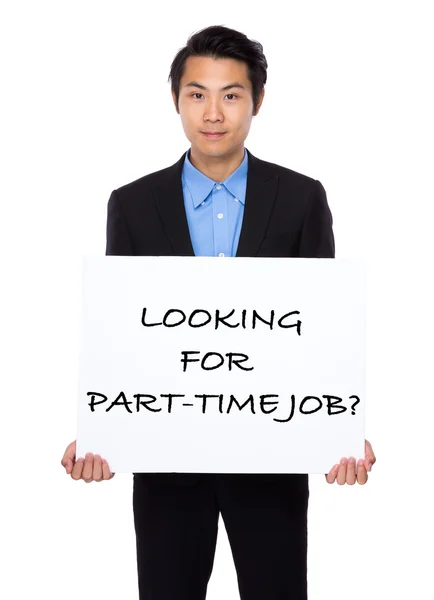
xmin=182 ymin=148 xmax=248 ymax=257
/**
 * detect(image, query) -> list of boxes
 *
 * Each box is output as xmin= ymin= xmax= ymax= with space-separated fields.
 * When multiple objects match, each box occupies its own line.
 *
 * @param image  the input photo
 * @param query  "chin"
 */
xmin=196 ymin=143 xmax=227 ymax=156
xmin=205 ymin=149 xmax=231 ymax=159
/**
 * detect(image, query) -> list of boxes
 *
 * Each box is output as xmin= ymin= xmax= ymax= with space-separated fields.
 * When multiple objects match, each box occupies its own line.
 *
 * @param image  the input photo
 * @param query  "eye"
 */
xmin=190 ymin=92 xmax=238 ymax=100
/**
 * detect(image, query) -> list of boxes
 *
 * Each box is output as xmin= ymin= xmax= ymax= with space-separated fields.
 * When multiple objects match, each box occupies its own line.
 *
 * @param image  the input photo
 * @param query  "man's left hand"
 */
xmin=325 ymin=439 xmax=376 ymax=485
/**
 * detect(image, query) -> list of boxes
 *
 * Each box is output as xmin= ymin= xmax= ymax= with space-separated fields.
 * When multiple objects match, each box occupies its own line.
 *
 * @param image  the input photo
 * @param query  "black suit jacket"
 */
xmin=106 ymin=148 xmax=335 ymax=259
xmin=105 ymin=148 xmax=334 ymax=481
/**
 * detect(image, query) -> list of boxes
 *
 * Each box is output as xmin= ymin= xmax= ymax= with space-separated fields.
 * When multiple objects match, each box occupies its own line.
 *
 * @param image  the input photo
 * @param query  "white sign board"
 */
xmin=76 ymin=256 xmax=365 ymax=474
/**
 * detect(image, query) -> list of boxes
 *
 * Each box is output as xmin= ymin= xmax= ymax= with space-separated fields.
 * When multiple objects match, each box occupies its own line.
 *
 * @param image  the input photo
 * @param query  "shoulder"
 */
xmin=248 ymin=151 xmax=321 ymax=191
xmin=107 ymin=153 xmax=186 ymax=214
xmin=114 ymin=162 xmax=179 ymax=197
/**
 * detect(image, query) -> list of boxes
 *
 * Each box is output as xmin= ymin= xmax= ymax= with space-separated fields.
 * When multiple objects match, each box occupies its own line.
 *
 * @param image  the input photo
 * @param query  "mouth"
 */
xmin=201 ymin=132 xmax=226 ymax=139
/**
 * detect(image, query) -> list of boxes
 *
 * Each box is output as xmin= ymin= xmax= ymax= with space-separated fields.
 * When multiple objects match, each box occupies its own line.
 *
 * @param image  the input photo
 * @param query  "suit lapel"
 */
xmin=154 ymin=151 xmax=195 ymax=256
xmin=154 ymin=148 xmax=279 ymax=257
xmin=236 ymin=149 xmax=279 ymax=257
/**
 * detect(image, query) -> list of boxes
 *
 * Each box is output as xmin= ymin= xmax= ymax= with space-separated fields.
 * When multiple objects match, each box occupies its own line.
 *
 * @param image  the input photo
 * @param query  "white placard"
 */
xmin=76 ymin=256 xmax=365 ymax=473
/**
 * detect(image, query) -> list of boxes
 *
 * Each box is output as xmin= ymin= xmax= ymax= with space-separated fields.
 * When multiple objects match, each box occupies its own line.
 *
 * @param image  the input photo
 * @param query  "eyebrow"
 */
xmin=184 ymin=81 xmax=246 ymax=91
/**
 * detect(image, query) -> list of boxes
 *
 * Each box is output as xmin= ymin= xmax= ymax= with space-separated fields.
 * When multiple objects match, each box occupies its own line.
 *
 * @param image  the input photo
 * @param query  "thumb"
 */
xmin=61 ymin=440 xmax=77 ymax=470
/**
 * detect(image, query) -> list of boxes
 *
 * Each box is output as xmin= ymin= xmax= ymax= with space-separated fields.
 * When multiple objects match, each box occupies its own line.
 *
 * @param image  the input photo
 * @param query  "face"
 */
xmin=172 ymin=56 xmax=264 ymax=160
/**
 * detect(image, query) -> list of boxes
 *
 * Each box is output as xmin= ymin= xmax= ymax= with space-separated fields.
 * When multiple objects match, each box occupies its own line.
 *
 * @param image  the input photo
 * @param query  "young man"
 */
xmin=62 ymin=25 xmax=376 ymax=600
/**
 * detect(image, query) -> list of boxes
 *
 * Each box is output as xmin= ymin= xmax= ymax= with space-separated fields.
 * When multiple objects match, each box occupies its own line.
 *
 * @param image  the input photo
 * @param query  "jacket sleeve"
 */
xmin=105 ymin=189 xmax=135 ymax=256
xmin=299 ymin=179 xmax=335 ymax=258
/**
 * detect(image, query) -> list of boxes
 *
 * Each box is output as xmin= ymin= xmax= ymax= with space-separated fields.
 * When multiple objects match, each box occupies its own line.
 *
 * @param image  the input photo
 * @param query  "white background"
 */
xmin=1 ymin=1 xmax=433 ymax=599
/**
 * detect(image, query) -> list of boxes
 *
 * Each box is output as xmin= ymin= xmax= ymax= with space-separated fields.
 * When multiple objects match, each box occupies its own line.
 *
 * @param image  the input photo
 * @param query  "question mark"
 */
xmin=349 ymin=395 xmax=360 ymax=415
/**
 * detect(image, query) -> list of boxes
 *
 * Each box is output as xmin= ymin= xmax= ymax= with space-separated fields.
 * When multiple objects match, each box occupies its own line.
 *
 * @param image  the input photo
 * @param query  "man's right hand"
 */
xmin=61 ymin=440 xmax=115 ymax=482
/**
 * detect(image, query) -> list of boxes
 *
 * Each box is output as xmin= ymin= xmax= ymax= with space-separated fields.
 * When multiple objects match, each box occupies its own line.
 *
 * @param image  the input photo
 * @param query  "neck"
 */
xmin=189 ymin=146 xmax=245 ymax=182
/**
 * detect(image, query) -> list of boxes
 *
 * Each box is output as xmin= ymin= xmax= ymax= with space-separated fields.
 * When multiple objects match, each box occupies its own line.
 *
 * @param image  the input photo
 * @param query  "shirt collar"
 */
xmin=182 ymin=148 xmax=248 ymax=208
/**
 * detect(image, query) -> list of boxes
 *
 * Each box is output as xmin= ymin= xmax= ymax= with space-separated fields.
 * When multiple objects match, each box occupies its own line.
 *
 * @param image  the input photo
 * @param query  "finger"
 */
xmin=82 ymin=453 xmax=94 ymax=483
xmin=71 ymin=458 xmax=84 ymax=480
xmin=65 ymin=459 xmax=73 ymax=475
xmin=102 ymin=459 xmax=114 ymax=480
xmin=357 ymin=460 xmax=368 ymax=484
xmin=325 ymin=464 xmax=339 ymax=484
xmin=93 ymin=455 xmax=103 ymax=482
xmin=346 ymin=457 xmax=356 ymax=485
xmin=337 ymin=458 xmax=347 ymax=485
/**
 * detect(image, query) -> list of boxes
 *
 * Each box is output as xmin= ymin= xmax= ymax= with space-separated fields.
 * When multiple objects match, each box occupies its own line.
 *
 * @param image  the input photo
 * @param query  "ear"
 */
xmin=253 ymin=88 xmax=265 ymax=116
xmin=171 ymin=89 xmax=180 ymax=114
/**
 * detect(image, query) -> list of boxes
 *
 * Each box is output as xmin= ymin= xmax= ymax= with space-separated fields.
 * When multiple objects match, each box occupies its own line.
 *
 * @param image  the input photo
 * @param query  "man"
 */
xmin=61 ymin=25 xmax=376 ymax=600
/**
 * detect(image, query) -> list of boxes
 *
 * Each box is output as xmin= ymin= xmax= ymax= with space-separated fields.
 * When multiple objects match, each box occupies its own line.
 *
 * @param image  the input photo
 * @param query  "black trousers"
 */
xmin=133 ymin=472 xmax=309 ymax=600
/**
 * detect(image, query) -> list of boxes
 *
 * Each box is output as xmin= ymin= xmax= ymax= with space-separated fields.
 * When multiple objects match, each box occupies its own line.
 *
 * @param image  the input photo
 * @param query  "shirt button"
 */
xmin=217 ymin=213 xmax=224 ymax=219
xmin=216 ymin=184 xmax=222 ymax=190
xmin=218 ymin=252 xmax=225 ymax=257
xmin=201 ymin=201 xmax=205 ymax=206
xmin=234 ymin=197 xmax=239 ymax=202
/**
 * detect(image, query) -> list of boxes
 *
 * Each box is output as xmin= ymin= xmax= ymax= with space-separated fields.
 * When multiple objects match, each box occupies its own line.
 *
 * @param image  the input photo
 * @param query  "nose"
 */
xmin=203 ymin=97 xmax=224 ymax=123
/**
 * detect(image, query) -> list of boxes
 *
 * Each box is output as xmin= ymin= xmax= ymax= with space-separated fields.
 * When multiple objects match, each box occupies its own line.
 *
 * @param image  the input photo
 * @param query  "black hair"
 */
xmin=168 ymin=25 xmax=268 ymax=115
